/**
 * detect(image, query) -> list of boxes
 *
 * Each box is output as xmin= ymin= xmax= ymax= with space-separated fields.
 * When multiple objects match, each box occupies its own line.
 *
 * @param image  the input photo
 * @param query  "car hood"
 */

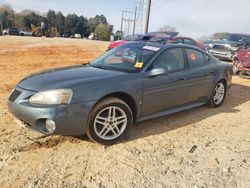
xmin=17 ymin=65 xmax=127 ymax=91
xmin=214 ymin=40 xmax=243 ymax=47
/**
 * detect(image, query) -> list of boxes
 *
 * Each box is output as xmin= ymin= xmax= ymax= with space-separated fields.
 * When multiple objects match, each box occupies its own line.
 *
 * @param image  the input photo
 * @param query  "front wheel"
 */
xmin=87 ymin=97 xmax=133 ymax=145
xmin=208 ymin=81 xmax=226 ymax=108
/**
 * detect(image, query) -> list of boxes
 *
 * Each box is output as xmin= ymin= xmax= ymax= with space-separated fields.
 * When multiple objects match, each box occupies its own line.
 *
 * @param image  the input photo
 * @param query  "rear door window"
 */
xmin=152 ymin=48 xmax=185 ymax=72
xmin=186 ymin=49 xmax=206 ymax=68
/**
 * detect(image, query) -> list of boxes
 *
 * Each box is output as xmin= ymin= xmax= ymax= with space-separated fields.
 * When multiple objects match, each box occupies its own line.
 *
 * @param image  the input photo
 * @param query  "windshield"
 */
xmin=90 ymin=44 xmax=159 ymax=73
xmin=221 ymin=33 xmax=249 ymax=43
xmin=229 ymin=34 xmax=249 ymax=43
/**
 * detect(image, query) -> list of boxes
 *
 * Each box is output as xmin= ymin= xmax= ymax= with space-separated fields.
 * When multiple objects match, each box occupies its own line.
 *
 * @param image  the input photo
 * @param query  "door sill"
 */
xmin=138 ymin=102 xmax=206 ymax=122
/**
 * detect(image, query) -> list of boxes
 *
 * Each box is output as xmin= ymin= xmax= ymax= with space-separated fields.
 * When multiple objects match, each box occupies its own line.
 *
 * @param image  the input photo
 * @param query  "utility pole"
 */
xmin=144 ymin=0 xmax=152 ymax=34
xmin=132 ymin=7 xmax=137 ymax=35
xmin=0 ymin=18 xmax=3 ymax=35
xmin=120 ymin=11 xmax=124 ymax=31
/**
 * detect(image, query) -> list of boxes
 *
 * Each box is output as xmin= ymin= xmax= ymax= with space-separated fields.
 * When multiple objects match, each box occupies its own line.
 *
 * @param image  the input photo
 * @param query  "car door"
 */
xmin=142 ymin=48 xmax=188 ymax=116
xmin=185 ymin=48 xmax=215 ymax=103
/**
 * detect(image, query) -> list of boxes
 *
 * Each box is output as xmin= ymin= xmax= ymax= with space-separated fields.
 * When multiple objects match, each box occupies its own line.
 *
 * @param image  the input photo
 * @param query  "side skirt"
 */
xmin=137 ymin=102 xmax=206 ymax=122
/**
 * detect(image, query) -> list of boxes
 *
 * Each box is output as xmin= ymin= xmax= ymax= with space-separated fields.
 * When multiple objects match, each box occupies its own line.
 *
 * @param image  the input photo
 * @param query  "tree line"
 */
xmin=0 ymin=4 xmax=113 ymax=41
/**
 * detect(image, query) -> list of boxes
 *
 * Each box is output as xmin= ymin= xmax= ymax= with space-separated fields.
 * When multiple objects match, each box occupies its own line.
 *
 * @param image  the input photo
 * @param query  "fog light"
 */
xmin=45 ymin=119 xmax=56 ymax=133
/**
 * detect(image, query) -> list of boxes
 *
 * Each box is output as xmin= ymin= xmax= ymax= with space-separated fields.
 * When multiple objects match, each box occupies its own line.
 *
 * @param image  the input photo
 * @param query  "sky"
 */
xmin=1 ymin=0 xmax=250 ymax=38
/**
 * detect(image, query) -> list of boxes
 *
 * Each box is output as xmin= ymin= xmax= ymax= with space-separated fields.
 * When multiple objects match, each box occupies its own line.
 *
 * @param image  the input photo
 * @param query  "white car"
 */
xmin=2 ymin=29 xmax=8 ymax=35
xmin=19 ymin=30 xmax=32 ymax=36
xmin=74 ymin=34 xmax=81 ymax=39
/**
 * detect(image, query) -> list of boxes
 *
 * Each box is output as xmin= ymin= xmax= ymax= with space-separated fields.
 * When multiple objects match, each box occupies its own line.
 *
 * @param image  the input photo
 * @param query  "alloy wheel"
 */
xmin=213 ymin=83 xmax=225 ymax=105
xmin=93 ymin=106 xmax=127 ymax=140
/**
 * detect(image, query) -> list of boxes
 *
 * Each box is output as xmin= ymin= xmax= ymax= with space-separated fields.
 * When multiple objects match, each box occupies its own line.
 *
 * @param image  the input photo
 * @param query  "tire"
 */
xmin=86 ymin=97 xmax=133 ymax=145
xmin=208 ymin=81 xmax=226 ymax=108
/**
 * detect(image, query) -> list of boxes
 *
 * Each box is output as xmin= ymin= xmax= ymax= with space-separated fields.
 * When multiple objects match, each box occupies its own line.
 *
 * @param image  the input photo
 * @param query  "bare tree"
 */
xmin=196 ymin=35 xmax=210 ymax=43
xmin=158 ymin=25 xmax=176 ymax=32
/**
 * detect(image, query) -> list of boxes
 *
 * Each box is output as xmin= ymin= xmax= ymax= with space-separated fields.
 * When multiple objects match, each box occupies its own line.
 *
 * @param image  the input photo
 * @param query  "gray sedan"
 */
xmin=8 ymin=42 xmax=233 ymax=145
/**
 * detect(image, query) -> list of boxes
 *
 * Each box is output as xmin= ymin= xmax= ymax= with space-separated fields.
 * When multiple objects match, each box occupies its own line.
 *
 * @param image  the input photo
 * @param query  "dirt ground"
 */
xmin=0 ymin=36 xmax=250 ymax=188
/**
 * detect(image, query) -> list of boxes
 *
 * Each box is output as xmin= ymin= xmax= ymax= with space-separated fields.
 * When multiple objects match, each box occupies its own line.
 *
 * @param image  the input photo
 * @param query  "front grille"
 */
xmin=9 ymin=89 xmax=21 ymax=102
xmin=212 ymin=45 xmax=228 ymax=51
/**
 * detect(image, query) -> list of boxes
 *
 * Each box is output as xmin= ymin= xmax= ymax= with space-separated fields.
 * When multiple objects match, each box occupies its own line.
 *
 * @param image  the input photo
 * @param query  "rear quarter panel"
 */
xmin=211 ymin=57 xmax=233 ymax=91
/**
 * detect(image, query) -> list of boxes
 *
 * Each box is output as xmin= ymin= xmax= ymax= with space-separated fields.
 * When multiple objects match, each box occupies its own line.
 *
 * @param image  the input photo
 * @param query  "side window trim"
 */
xmin=203 ymin=53 xmax=211 ymax=64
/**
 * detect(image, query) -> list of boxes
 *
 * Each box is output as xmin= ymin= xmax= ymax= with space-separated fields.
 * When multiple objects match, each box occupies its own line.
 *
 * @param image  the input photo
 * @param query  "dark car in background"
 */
xmin=209 ymin=33 xmax=250 ymax=61
xmin=169 ymin=36 xmax=206 ymax=51
xmin=147 ymin=36 xmax=205 ymax=51
xmin=139 ymin=31 xmax=179 ymax=41
xmin=8 ymin=42 xmax=232 ymax=145
xmin=3 ymin=27 xmax=20 ymax=35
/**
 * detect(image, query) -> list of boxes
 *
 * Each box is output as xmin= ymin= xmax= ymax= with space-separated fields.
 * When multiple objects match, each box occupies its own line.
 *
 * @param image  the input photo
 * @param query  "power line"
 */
xmin=120 ymin=10 xmax=136 ymax=36
xmin=135 ymin=0 xmax=145 ymax=34
xmin=120 ymin=0 xmax=147 ymax=35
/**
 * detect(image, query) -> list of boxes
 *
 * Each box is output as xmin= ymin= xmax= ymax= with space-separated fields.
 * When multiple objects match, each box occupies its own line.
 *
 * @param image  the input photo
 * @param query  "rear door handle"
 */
xmin=210 ymin=71 xmax=215 ymax=74
xmin=179 ymin=77 xmax=185 ymax=80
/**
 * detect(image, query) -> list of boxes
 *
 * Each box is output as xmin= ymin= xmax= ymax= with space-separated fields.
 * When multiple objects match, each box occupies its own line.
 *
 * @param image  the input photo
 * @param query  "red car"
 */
xmin=108 ymin=34 xmax=141 ymax=50
xmin=171 ymin=37 xmax=206 ymax=51
xmin=233 ymin=47 xmax=250 ymax=78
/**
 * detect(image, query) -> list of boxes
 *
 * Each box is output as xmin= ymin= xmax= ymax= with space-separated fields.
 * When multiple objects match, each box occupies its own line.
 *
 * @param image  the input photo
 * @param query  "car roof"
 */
xmin=172 ymin=36 xmax=194 ymax=40
xmin=230 ymin=33 xmax=250 ymax=36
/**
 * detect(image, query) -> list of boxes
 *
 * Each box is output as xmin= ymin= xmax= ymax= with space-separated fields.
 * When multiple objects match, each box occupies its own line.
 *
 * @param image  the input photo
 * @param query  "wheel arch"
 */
xmin=91 ymin=92 xmax=138 ymax=123
xmin=219 ymin=78 xmax=227 ymax=87
xmin=215 ymin=78 xmax=227 ymax=91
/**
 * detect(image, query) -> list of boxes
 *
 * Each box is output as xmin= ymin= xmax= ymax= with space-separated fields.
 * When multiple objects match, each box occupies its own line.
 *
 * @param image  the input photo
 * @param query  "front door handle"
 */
xmin=179 ymin=77 xmax=185 ymax=80
xmin=210 ymin=71 xmax=215 ymax=74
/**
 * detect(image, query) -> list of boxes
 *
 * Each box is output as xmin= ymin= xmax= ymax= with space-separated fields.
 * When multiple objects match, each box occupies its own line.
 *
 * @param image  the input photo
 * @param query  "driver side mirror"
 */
xmin=147 ymin=65 xmax=168 ymax=78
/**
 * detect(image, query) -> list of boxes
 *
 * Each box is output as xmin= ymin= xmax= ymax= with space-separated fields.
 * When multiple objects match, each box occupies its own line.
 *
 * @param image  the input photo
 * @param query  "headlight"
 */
xmin=225 ymin=44 xmax=231 ymax=49
xmin=29 ymin=89 xmax=73 ymax=105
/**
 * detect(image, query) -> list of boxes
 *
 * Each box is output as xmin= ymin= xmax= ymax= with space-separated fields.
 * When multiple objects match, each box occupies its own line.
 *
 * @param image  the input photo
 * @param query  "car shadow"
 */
xmin=125 ymin=83 xmax=250 ymax=143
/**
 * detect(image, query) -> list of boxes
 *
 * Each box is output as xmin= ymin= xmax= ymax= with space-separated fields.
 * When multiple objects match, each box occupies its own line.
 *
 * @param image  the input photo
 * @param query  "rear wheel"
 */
xmin=87 ymin=97 xmax=133 ymax=145
xmin=208 ymin=81 xmax=226 ymax=108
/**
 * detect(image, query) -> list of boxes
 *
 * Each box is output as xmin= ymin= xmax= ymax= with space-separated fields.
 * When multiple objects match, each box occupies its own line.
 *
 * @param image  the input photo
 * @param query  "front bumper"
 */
xmin=7 ymin=86 xmax=95 ymax=135
xmin=210 ymin=50 xmax=234 ymax=61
